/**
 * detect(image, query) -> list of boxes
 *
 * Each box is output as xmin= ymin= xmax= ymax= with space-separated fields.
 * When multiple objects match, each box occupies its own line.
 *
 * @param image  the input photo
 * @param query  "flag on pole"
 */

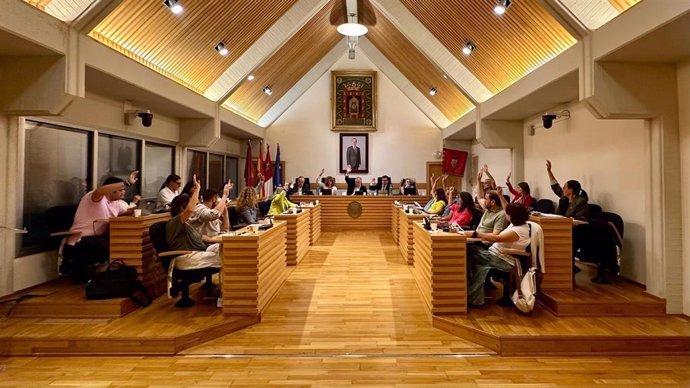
xmin=263 ymin=144 xmax=274 ymax=198
xmin=257 ymin=141 xmax=265 ymax=197
xmin=244 ymin=140 xmax=255 ymax=188
xmin=274 ymin=144 xmax=282 ymax=189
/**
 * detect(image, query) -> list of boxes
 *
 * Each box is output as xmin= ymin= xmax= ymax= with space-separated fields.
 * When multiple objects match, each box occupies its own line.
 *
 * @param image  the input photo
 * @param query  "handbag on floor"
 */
xmin=85 ymin=260 xmax=151 ymax=307
xmin=511 ymin=263 xmax=537 ymax=313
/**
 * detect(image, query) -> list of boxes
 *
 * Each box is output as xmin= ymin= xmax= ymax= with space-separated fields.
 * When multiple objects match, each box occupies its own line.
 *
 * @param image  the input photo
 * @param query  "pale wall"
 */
xmin=523 ymin=102 xmax=647 ymax=283
xmin=678 ymin=60 xmax=690 ymax=315
xmin=265 ymin=53 xmax=440 ymax=185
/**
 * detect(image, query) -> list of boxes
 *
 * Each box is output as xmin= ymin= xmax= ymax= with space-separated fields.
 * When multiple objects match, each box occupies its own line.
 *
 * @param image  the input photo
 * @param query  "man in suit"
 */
xmin=344 ymin=166 xmax=367 ymax=195
xmin=346 ymin=137 xmax=361 ymax=172
xmin=369 ymin=175 xmax=392 ymax=195
xmin=286 ymin=176 xmax=311 ymax=199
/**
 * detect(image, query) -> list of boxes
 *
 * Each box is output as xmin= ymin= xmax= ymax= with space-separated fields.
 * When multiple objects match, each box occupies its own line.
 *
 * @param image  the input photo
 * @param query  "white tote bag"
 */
xmin=512 ymin=267 xmax=537 ymax=313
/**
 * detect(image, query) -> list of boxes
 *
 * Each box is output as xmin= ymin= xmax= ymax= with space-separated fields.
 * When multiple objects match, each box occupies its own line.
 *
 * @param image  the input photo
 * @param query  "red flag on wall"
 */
xmin=244 ymin=141 xmax=255 ymax=187
xmin=257 ymin=141 xmax=265 ymax=197
xmin=442 ymin=148 xmax=468 ymax=177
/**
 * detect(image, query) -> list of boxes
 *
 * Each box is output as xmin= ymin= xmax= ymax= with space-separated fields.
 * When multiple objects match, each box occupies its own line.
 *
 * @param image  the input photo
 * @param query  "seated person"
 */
xmin=426 ymin=188 xmax=448 ymax=215
xmin=369 ymin=175 xmax=392 ymax=195
xmin=165 ymin=176 xmax=222 ymax=291
xmin=465 ymin=203 xmax=530 ymax=306
xmin=286 ymin=176 xmax=311 ymax=198
xmin=440 ymin=192 xmax=480 ymax=227
xmin=344 ymin=166 xmax=367 ymax=195
xmin=546 ymin=160 xmax=588 ymax=219
xmin=64 ymin=171 xmax=139 ymax=279
xmin=268 ymin=186 xmax=297 ymax=215
xmin=400 ymin=178 xmax=417 ymax=195
xmin=195 ymin=185 xmax=233 ymax=240
xmin=156 ymin=174 xmax=182 ymax=212
xmin=315 ymin=168 xmax=339 ymax=195
xmin=236 ymin=186 xmax=260 ymax=224
xmin=475 ymin=171 xmax=509 ymax=235
xmin=505 ymin=172 xmax=535 ymax=208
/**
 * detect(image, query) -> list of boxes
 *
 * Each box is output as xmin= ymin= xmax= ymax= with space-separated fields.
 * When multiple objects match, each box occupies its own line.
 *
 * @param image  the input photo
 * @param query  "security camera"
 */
xmin=542 ymin=114 xmax=557 ymax=129
xmin=137 ymin=110 xmax=153 ymax=127
xmin=125 ymin=109 xmax=153 ymax=127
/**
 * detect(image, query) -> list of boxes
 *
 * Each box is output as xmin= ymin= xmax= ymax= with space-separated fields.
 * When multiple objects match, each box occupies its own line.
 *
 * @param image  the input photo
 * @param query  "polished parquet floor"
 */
xmin=1 ymin=231 xmax=689 ymax=386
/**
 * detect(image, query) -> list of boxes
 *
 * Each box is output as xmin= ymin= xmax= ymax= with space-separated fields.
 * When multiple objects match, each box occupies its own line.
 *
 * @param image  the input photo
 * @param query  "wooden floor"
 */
xmin=0 ymin=283 xmax=257 ymax=356
xmin=184 ymin=231 xmax=487 ymax=355
xmin=540 ymin=263 xmax=667 ymax=316
xmin=1 ymin=355 xmax=688 ymax=386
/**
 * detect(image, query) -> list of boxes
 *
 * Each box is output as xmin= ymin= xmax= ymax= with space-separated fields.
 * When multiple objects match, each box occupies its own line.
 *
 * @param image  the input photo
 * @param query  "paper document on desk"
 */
xmin=533 ymin=212 xmax=565 ymax=218
xmin=413 ymin=202 xmax=424 ymax=208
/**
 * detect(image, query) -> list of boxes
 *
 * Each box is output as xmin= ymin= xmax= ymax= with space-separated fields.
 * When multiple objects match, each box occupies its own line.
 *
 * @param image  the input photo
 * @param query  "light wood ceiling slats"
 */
xmin=608 ymin=0 xmax=641 ymax=13
xmin=24 ymin=0 xmax=97 ymax=22
xmin=223 ymin=0 xmax=343 ymax=123
xmin=89 ymin=0 xmax=297 ymax=94
xmin=400 ymin=0 xmax=576 ymax=94
xmin=365 ymin=8 xmax=473 ymax=122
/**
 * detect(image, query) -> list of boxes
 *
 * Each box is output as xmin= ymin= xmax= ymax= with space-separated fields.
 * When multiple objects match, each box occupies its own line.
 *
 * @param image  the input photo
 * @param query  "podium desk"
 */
xmin=220 ymin=222 xmax=288 ymax=316
xmin=109 ymin=213 xmax=170 ymax=298
xmin=529 ymin=215 xmax=574 ymax=290
xmin=397 ymin=208 xmax=427 ymax=265
xmin=274 ymin=208 xmax=311 ymax=266
xmin=291 ymin=195 xmax=426 ymax=230
xmin=412 ymin=222 xmax=468 ymax=314
xmin=391 ymin=203 xmax=400 ymax=244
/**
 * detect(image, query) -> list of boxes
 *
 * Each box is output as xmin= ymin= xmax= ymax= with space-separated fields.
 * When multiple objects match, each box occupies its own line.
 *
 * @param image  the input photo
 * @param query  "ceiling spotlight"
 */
xmin=247 ymin=75 xmax=255 ymax=81
xmin=429 ymin=88 xmax=438 ymax=96
xmin=494 ymin=0 xmax=512 ymax=15
xmin=337 ymin=13 xmax=368 ymax=37
xmin=163 ymin=0 xmax=183 ymax=15
xmin=263 ymin=86 xmax=273 ymax=96
xmin=462 ymin=41 xmax=476 ymax=56
xmin=215 ymin=41 xmax=228 ymax=56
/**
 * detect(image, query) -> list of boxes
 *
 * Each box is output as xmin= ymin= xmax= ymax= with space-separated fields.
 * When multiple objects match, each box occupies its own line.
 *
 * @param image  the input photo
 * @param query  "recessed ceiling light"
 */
xmin=337 ymin=13 xmax=368 ymax=37
xmin=429 ymin=88 xmax=438 ymax=96
xmin=247 ymin=75 xmax=255 ymax=81
xmin=442 ymin=74 xmax=448 ymax=79
xmin=462 ymin=41 xmax=476 ymax=56
xmin=215 ymin=41 xmax=228 ymax=56
xmin=263 ymin=86 xmax=273 ymax=96
xmin=494 ymin=0 xmax=512 ymax=15
xmin=164 ymin=0 xmax=183 ymax=15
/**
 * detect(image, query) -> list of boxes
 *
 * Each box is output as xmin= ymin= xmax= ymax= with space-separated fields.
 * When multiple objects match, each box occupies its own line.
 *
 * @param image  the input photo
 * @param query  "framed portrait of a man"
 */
xmin=331 ymin=71 xmax=376 ymax=131
xmin=339 ymin=133 xmax=369 ymax=173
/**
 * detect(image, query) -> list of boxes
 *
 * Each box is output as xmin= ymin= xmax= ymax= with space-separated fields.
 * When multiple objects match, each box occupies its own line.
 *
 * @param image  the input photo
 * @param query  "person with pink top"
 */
xmin=62 ymin=171 xmax=138 ymax=280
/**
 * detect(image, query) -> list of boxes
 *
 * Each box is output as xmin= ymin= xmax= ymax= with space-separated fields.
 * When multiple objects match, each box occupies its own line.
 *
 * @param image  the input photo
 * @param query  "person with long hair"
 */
xmin=156 ymin=174 xmax=182 ymax=212
xmin=440 ymin=191 xmax=480 ymax=227
xmin=465 ymin=203 xmax=531 ymax=306
xmin=505 ymin=172 xmax=534 ymax=208
xmin=315 ymin=168 xmax=338 ymax=195
xmin=426 ymin=187 xmax=448 ymax=215
xmin=236 ymin=186 xmax=260 ymax=224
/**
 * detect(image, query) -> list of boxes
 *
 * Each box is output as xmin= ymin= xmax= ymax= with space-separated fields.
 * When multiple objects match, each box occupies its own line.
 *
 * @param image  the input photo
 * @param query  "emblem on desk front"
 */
xmin=347 ymin=201 xmax=362 ymax=218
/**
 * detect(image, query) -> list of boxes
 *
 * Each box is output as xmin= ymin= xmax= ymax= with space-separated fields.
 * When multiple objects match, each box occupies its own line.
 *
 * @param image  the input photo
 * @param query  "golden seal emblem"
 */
xmin=347 ymin=201 xmax=362 ymax=218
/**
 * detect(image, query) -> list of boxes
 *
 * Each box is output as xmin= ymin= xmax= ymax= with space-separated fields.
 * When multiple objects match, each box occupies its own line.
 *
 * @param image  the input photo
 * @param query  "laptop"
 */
xmin=404 ymin=187 xmax=416 ymax=196
xmin=321 ymin=188 xmax=332 ymax=195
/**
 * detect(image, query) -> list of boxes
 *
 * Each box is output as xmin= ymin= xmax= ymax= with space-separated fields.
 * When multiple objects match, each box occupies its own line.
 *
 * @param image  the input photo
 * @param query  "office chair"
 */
xmin=574 ymin=216 xmax=621 ymax=284
xmin=45 ymin=205 xmax=105 ymax=276
xmin=149 ymin=221 xmax=219 ymax=308
xmin=588 ymin=204 xmax=603 ymax=219
xmin=533 ymin=199 xmax=555 ymax=214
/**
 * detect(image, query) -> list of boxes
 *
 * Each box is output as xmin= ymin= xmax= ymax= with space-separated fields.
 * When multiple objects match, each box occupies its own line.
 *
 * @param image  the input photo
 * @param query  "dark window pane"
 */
xmin=208 ymin=153 xmax=224 ymax=193
xmin=186 ymin=150 xmax=207 ymax=190
xmin=144 ymin=143 xmax=175 ymax=198
xmin=225 ymin=157 xmax=238 ymax=198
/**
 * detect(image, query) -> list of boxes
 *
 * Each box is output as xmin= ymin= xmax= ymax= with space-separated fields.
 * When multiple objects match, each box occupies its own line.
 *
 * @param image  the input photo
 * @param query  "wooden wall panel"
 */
xmin=400 ymin=0 xmax=576 ymax=94
xmin=366 ymin=7 xmax=474 ymax=122
xmin=90 ymin=0 xmax=297 ymax=94
xmin=223 ymin=0 xmax=342 ymax=122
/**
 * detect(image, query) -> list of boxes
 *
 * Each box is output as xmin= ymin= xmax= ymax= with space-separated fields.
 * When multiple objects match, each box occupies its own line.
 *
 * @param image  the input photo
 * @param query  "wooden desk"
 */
xmin=529 ymin=215 xmax=573 ymax=290
xmin=391 ymin=204 xmax=400 ymax=244
xmin=298 ymin=203 xmax=321 ymax=245
xmin=220 ymin=222 xmax=288 ymax=316
xmin=274 ymin=209 xmax=311 ymax=266
xmin=397 ymin=208 xmax=427 ymax=265
xmin=411 ymin=222 xmax=467 ymax=314
xmin=109 ymin=213 xmax=171 ymax=298
xmin=290 ymin=195 xmax=426 ymax=230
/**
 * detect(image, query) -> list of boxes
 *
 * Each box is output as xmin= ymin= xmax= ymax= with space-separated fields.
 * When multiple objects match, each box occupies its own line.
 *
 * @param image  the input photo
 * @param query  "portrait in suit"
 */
xmin=340 ymin=133 xmax=368 ymax=173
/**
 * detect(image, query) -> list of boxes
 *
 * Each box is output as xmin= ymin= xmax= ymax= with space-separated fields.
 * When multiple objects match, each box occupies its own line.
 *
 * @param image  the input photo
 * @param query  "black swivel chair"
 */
xmin=149 ymin=221 xmax=219 ymax=308
xmin=533 ymin=199 xmax=555 ymax=214
xmin=588 ymin=204 xmax=603 ymax=219
xmin=45 ymin=205 xmax=106 ymax=276
xmin=586 ymin=211 xmax=624 ymax=284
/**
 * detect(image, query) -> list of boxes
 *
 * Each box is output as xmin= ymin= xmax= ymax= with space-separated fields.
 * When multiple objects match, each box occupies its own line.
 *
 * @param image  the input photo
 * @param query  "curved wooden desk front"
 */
xmin=220 ymin=222 xmax=288 ymax=316
xmin=274 ymin=209 xmax=311 ymax=266
xmin=290 ymin=195 xmax=426 ymax=230
xmin=397 ymin=208 xmax=427 ymax=265
xmin=411 ymin=222 xmax=467 ymax=314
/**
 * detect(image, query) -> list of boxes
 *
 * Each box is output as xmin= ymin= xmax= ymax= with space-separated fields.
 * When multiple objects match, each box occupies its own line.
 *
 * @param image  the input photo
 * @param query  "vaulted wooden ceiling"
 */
xmin=22 ymin=0 xmax=642 ymax=129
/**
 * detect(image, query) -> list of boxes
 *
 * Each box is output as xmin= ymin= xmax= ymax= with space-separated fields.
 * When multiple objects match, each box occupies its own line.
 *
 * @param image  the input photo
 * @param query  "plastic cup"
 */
xmin=133 ymin=209 xmax=142 ymax=217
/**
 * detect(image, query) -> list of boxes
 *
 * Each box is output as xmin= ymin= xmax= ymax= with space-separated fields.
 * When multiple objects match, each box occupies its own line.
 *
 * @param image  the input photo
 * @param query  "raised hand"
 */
xmin=546 ymin=160 xmax=552 ymax=171
xmin=320 ymin=168 xmax=325 ymax=176
xmin=128 ymin=170 xmax=139 ymax=185
xmin=346 ymin=166 xmax=352 ymax=174
xmin=223 ymin=180 xmax=233 ymax=196
xmin=506 ymin=172 xmax=511 ymax=182
xmin=483 ymin=164 xmax=489 ymax=173
xmin=497 ymin=186 xmax=503 ymax=196
xmin=442 ymin=174 xmax=448 ymax=182
xmin=192 ymin=174 xmax=201 ymax=193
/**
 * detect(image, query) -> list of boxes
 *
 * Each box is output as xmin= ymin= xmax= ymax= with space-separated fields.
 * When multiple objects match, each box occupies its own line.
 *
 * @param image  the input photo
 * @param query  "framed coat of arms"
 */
xmin=331 ymin=71 xmax=376 ymax=131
